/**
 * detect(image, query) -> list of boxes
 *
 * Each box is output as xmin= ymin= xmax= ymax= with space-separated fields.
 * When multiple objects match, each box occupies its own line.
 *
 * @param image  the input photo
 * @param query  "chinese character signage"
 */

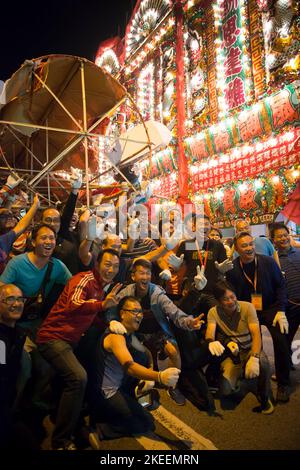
xmin=220 ymin=0 xmax=247 ymax=111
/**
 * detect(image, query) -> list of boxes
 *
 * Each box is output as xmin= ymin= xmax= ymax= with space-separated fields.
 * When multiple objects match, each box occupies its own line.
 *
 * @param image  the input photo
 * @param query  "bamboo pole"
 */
xmin=33 ymin=71 xmax=83 ymax=131
xmin=80 ymin=61 xmax=90 ymax=208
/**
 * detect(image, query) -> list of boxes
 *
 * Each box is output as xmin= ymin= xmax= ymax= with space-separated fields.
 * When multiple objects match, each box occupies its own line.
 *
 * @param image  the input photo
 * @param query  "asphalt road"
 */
xmin=41 ymin=327 xmax=300 ymax=451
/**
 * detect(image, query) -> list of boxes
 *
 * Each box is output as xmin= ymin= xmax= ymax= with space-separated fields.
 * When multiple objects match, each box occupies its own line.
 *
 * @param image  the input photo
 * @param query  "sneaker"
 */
xmin=167 ymin=387 xmax=186 ymax=406
xmin=276 ymin=385 xmax=289 ymax=403
xmin=55 ymin=441 xmax=77 ymax=450
xmin=252 ymin=399 xmax=275 ymax=415
xmin=88 ymin=424 xmax=104 ymax=450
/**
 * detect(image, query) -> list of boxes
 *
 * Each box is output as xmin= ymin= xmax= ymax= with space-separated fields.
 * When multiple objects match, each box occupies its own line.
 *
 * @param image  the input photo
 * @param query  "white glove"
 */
xmin=208 ymin=341 xmax=225 ymax=356
xmin=128 ymin=216 xmax=140 ymax=239
xmin=168 ymin=253 xmax=184 ymax=269
xmin=70 ymin=166 xmax=82 ymax=190
xmin=214 ymin=259 xmax=234 ymax=274
xmin=6 ymin=174 xmax=23 ymax=189
xmin=245 ymin=356 xmax=260 ymax=379
xmin=159 ymin=367 xmax=180 ymax=388
xmin=227 ymin=341 xmax=239 ymax=356
xmin=109 ymin=320 xmax=127 ymax=335
xmin=194 ymin=265 xmax=207 ymax=291
xmin=159 ymin=269 xmax=172 ymax=281
xmin=272 ymin=311 xmax=289 ymax=334
xmin=135 ymin=380 xmax=155 ymax=398
xmin=162 ymin=223 xmax=184 ymax=250
xmin=87 ymin=215 xmax=105 ymax=241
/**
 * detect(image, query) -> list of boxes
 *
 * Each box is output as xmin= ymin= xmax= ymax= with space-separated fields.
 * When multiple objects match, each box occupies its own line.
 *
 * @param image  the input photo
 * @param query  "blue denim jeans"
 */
xmin=38 ymin=339 xmax=87 ymax=448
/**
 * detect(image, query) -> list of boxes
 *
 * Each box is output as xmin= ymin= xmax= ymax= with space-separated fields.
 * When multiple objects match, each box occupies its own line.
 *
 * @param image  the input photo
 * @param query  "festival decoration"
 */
xmin=93 ymin=0 xmax=299 ymax=224
xmin=214 ymin=0 xmax=253 ymax=117
xmin=186 ymin=82 xmax=300 ymax=160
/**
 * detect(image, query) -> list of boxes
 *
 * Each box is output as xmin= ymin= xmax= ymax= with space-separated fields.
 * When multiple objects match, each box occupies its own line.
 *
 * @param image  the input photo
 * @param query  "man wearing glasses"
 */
xmin=89 ymin=295 xmax=180 ymax=445
xmin=0 ymin=284 xmax=27 ymax=448
xmin=106 ymin=258 xmax=204 ymax=406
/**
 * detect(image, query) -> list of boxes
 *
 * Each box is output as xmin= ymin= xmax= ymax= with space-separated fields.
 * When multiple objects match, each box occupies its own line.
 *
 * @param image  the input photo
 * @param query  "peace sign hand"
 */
xmin=102 ymin=283 xmax=123 ymax=310
xmin=194 ymin=265 xmax=207 ymax=291
xmin=186 ymin=313 xmax=205 ymax=330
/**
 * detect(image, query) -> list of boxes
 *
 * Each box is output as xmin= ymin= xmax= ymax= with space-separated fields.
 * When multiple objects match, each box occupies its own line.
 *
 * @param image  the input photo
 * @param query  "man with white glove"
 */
xmin=194 ymin=265 xmax=207 ymax=291
xmin=214 ymin=259 xmax=234 ymax=274
xmin=272 ymin=311 xmax=289 ymax=335
xmin=226 ymin=231 xmax=290 ymax=404
xmin=205 ymin=280 xmax=274 ymax=414
xmin=90 ymin=297 xmax=181 ymax=440
xmin=176 ymin=213 xmax=228 ymax=311
xmin=106 ymin=258 xmax=205 ymax=406
xmin=69 ymin=166 xmax=82 ymax=192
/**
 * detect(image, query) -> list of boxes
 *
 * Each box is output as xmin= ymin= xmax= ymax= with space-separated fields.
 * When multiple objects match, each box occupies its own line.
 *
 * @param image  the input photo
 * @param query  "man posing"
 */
xmin=107 ymin=258 xmax=204 ymax=406
xmin=206 ymin=281 xmax=274 ymax=414
xmin=226 ymin=232 xmax=290 ymax=403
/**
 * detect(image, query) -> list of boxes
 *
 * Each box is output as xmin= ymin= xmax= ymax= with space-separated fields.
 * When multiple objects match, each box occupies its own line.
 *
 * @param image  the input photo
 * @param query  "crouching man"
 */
xmin=205 ymin=281 xmax=274 ymax=414
xmin=89 ymin=296 xmax=180 ymax=444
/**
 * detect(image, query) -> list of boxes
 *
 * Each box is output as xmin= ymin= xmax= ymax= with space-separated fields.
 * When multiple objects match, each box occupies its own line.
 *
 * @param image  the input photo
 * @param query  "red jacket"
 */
xmin=36 ymin=269 xmax=106 ymax=344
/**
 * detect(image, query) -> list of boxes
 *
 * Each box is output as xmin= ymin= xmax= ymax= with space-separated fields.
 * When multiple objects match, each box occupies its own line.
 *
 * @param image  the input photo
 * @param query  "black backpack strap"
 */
xmin=37 ymin=259 xmax=54 ymax=302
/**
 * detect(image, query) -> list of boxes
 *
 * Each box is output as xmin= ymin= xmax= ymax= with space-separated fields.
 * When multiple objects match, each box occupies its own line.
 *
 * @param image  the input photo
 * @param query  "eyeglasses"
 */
xmin=122 ymin=308 xmax=143 ymax=316
xmin=1 ymin=296 xmax=26 ymax=305
xmin=44 ymin=217 xmax=60 ymax=224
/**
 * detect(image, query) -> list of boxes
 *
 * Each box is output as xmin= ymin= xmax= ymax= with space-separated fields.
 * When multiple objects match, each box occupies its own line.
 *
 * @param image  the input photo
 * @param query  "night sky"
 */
xmin=0 ymin=0 xmax=135 ymax=80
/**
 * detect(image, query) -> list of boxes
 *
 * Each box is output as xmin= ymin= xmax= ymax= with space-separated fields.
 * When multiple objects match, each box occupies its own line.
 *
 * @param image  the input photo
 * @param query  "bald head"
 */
xmin=235 ymin=220 xmax=250 ymax=234
xmin=103 ymin=234 xmax=122 ymax=255
xmin=0 ymin=284 xmax=25 ymax=326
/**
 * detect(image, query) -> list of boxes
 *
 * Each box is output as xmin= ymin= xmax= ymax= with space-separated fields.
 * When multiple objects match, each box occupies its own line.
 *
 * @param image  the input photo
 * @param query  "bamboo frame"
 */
xmin=0 ymin=56 xmax=155 ymax=205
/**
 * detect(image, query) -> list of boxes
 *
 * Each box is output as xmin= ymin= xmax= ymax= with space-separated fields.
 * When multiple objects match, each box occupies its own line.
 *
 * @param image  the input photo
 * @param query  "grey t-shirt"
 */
xmin=207 ymin=301 xmax=259 ymax=350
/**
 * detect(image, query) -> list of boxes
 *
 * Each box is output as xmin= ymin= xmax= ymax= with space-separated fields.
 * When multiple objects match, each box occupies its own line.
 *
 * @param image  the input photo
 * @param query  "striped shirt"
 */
xmin=278 ymin=247 xmax=300 ymax=302
xmin=207 ymin=301 xmax=259 ymax=351
xmin=121 ymin=238 xmax=158 ymax=259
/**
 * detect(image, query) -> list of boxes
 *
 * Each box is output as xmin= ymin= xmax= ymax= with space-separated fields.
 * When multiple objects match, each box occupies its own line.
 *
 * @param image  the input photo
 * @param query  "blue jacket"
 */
xmin=106 ymin=282 xmax=193 ymax=339
xmin=226 ymin=254 xmax=287 ymax=319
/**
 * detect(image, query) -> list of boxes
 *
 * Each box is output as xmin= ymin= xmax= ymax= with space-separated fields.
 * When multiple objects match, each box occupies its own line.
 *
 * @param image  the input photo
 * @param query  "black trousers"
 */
xmin=91 ymin=390 xmax=155 ymax=438
xmin=286 ymin=304 xmax=300 ymax=357
xmin=259 ymin=309 xmax=290 ymax=387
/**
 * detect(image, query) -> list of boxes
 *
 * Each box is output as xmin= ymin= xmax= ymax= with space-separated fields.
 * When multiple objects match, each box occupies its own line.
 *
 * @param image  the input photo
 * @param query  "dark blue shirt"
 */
xmin=226 ymin=254 xmax=287 ymax=315
xmin=278 ymin=247 xmax=300 ymax=302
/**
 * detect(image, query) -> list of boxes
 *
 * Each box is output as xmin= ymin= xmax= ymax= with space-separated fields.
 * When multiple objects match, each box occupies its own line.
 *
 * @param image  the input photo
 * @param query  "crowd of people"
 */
xmin=0 ymin=170 xmax=299 ymax=451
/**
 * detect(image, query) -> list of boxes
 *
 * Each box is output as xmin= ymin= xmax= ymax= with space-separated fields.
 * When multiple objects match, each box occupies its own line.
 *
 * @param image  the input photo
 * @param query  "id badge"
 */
xmin=251 ymin=294 xmax=263 ymax=311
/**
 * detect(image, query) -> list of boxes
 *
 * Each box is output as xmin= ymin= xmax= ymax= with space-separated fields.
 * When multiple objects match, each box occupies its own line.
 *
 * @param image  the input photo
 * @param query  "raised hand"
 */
xmin=168 ymin=253 xmax=184 ymax=269
xmin=102 ymin=283 xmax=123 ymax=310
xmin=70 ymin=166 xmax=82 ymax=190
xmin=186 ymin=313 xmax=205 ymax=330
xmin=194 ymin=265 xmax=207 ymax=291
xmin=214 ymin=259 xmax=234 ymax=274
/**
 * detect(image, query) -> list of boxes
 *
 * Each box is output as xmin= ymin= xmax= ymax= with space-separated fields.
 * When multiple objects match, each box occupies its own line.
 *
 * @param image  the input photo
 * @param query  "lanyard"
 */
xmin=195 ymin=239 xmax=210 ymax=271
xmin=240 ymin=256 xmax=257 ymax=292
